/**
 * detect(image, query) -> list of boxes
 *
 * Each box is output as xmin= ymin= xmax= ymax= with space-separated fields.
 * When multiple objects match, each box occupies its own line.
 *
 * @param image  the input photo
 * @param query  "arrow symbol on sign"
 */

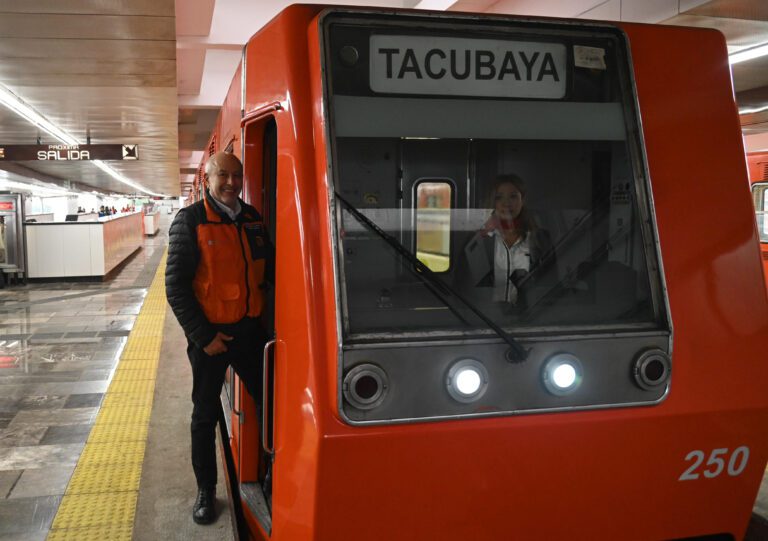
xmin=122 ymin=145 xmax=138 ymax=159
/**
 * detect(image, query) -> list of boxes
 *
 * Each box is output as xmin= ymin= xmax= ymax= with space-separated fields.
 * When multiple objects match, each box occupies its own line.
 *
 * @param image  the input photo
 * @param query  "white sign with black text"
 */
xmin=369 ymin=35 xmax=566 ymax=98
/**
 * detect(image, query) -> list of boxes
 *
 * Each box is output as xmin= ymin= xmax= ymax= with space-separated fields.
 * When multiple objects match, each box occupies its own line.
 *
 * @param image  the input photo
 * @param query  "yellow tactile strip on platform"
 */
xmin=47 ymin=252 xmax=168 ymax=541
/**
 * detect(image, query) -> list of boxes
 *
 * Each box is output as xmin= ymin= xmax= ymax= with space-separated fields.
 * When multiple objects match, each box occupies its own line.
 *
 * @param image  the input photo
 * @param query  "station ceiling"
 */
xmin=0 ymin=0 xmax=766 ymax=198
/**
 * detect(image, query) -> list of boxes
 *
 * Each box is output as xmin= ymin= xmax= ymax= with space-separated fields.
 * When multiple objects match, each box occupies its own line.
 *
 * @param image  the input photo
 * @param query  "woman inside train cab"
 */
xmin=456 ymin=174 xmax=556 ymax=308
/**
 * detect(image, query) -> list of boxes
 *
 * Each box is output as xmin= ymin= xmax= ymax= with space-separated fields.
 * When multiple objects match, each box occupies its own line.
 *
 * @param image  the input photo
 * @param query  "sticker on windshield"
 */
xmin=574 ymin=45 xmax=606 ymax=70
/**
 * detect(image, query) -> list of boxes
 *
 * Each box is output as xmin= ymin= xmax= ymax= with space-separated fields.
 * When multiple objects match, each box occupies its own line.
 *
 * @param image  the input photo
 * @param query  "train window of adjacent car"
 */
xmin=415 ymin=181 xmax=452 ymax=272
xmin=751 ymin=182 xmax=768 ymax=242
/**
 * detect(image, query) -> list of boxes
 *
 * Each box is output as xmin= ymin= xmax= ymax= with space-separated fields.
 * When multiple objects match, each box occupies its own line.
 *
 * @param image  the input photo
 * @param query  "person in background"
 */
xmin=165 ymin=151 xmax=273 ymax=525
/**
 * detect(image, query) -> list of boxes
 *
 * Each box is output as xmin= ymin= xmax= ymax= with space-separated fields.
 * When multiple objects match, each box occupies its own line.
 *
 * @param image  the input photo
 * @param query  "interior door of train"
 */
xmin=401 ymin=140 xmax=470 ymax=272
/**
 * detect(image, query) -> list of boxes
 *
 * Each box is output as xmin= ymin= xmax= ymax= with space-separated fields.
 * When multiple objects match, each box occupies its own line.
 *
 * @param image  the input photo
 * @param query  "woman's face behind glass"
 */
xmin=494 ymin=182 xmax=524 ymax=222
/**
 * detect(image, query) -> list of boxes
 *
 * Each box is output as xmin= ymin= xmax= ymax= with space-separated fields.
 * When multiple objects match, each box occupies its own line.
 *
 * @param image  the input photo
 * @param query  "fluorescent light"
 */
xmin=0 ymin=84 xmax=79 ymax=145
xmin=729 ymin=42 xmax=768 ymax=65
xmin=412 ymin=0 xmax=456 ymax=10
xmin=740 ymin=104 xmax=768 ymax=115
xmin=0 ymin=178 xmax=71 ymax=197
xmin=92 ymin=160 xmax=163 ymax=196
xmin=0 ymin=83 xmax=164 ymax=196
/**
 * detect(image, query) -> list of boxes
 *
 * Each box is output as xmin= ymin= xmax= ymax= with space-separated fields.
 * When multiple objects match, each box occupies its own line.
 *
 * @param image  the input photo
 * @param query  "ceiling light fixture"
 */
xmin=729 ymin=42 xmax=768 ymax=65
xmin=412 ymin=0 xmax=455 ymax=10
xmin=0 ymin=83 xmax=163 ymax=197
xmin=739 ymin=104 xmax=768 ymax=116
xmin=0 ymin=178 xmax=71 ymax=197
xmin=92 ymin=160 xmax=162 ymax=197
xmin=0 ymin=85 xmax=79 ymax=145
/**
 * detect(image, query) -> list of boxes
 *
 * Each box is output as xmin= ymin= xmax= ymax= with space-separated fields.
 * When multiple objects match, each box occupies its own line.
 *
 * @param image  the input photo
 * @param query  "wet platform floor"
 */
xmin=0 ymin=213 xmax=231 ymax=540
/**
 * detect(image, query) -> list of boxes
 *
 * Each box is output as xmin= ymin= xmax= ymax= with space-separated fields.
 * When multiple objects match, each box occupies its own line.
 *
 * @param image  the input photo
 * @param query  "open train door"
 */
xmin=229 ymin=114 xmax=277 ymax=538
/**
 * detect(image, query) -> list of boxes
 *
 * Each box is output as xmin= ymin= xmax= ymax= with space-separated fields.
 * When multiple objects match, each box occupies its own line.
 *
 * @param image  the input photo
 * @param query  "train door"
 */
xmin=235 ymin=115 xmax=277 ymax=535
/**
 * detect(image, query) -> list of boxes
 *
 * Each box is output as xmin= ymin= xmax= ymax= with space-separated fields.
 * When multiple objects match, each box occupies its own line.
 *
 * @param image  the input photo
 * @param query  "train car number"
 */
xmin=678 ymin=447 xmax=750 ymax=481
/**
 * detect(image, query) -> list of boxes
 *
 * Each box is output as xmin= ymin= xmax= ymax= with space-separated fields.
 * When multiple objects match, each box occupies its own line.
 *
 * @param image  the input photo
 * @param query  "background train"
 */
xmin=190 ymin=5 xmax=768 ymax=540
xmin=748 ymin=151 xmax=768 ymax=287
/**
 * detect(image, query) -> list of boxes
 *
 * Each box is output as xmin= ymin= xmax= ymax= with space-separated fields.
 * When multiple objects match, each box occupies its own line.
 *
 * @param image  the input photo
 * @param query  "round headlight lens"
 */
xmin=455 ymin=368 xmax=482 ymax=395
xmin=542 ymin=354 xmax=583 ymax=396
xmin=447 ymin=359 xmax=489 ymax=403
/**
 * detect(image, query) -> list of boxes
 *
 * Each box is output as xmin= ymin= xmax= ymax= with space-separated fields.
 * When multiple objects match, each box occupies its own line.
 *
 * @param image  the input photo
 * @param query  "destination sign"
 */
xmin=0 ymin=144 xmax=139 ymax=161
xmin=369 ymin=36 xmax=566 ymax=99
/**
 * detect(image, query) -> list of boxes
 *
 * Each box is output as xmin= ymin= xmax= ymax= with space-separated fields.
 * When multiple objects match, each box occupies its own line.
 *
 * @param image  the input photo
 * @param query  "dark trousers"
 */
xmin=187 ymin=317 xmax=267 ymax=489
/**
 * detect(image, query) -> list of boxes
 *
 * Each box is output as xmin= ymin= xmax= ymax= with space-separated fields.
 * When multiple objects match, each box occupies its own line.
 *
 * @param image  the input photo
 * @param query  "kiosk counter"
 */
xmin=25 ymin=212 xmax=143 ymax=279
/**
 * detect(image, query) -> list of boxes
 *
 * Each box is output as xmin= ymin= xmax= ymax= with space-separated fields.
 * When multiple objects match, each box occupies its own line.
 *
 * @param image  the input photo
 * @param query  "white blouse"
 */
xmin=492 ymin=231 xmax=531 ymax=303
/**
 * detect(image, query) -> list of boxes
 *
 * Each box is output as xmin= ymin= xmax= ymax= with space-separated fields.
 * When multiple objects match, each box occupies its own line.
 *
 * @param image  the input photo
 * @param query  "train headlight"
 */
xmin=343 ymin=363 xmax=389 ymax=410
xmin=542 ymin=354 xmax=583 ymax=396
xmin=447 ymin=359 xmax=489 ymax=403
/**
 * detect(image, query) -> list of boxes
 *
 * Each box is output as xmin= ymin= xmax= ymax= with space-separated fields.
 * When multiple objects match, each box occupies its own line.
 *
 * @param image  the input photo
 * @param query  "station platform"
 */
xmin=0 ymin=211 xmax=767 ymax=540
xmin=0 ymin=213 xmax=232 ymax=540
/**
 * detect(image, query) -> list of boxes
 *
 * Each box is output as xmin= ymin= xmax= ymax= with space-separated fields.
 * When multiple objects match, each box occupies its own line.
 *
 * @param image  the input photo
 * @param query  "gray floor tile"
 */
xmin=39 ymin=424 xmax=92 ymax=445
xmin=0 ymin=426 xmax=47 ymax=448
xmin=77 ymin=369 xmax=111 ymax=381
xmin=0 ymin=399 xmax=19 ymax=414
xmin=0 ymin=530 xmax=49 ymax=540
xmin=7 ymin=408 xmax=97 ymax=428
xmin=49 ymin=361 xmax=111 ymax=373
xmin=0 ymin=495 xmax=61 ymax=534
xmin=0 ymin=444 xmax=84 ymax=471
xmin=0 ymin=470 xmax=21 ymax=498
xmin=32 ymin=381 xmax=109 ymax=396
xmin=16 ymin=396 xmax=66 ymax=410
xmin=62 ymin=393 xmax=103 ymax=409
xmin=8 ymin=465 xmax=75 ymax=499
xmin=0 ymin=386 xmax=37 ymax=401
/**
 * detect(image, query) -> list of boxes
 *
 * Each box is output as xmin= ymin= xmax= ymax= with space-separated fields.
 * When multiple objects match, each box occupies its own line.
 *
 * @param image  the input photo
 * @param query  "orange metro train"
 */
xmin=189 ymin=5 xmax=768 ymax=540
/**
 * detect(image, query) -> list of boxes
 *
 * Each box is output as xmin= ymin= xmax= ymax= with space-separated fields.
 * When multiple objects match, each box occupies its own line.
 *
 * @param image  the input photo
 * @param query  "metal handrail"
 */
xmin=262 ymin=338 xmax=277 ymax=454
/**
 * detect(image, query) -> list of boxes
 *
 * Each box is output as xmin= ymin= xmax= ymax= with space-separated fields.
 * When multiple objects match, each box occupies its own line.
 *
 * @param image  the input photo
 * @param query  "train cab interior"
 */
xmin=336 ymin=137 xmax=658 ymax=335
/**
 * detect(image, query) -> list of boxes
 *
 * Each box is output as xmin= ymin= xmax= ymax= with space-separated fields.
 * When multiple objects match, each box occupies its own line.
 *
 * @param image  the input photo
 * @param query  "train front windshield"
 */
xmin=325 ymin=15 xmax=666 ymax=342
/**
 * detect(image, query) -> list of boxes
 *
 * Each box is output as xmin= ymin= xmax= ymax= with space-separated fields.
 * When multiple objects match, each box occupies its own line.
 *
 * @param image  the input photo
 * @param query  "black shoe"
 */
xmin=192 ymin=487 xmax=216 ymax=525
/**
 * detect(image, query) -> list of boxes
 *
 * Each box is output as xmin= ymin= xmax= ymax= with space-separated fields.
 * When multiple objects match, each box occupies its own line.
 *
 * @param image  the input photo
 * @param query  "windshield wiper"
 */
xmin=335 ymin=192 xmax=528 ymax=362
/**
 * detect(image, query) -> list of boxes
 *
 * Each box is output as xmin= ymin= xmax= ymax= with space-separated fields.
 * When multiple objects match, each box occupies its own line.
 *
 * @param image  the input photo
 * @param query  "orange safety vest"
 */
xmin=192 ymin=197 xmax=268 ymax=324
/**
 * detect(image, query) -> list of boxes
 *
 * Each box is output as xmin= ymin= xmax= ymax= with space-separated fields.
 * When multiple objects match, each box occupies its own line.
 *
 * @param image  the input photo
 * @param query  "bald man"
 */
xmin=166 ymin=152 xmax=273 ymax=524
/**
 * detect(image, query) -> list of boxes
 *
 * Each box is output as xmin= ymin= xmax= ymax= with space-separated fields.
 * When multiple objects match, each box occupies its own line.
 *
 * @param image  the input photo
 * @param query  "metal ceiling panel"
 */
xmin=0 ymin=38 xmax=175 ymax=60
xmin=0 ymin=14 xmax=175 ymax=40
xmin=0 ymin=0 xmax=174 ymax=16
xmin=732 ymin=57 xmax=768 ymax=93
xmin=665 ymin=14 xmax=768 ymax=48
xmin=685 ymin=0 xmax=768 ymax=20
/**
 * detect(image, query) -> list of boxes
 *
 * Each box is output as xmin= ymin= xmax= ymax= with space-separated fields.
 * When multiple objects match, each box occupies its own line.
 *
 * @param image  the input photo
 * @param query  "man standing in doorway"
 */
xmin=165 ymin=151 xmax=272 ymax=524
